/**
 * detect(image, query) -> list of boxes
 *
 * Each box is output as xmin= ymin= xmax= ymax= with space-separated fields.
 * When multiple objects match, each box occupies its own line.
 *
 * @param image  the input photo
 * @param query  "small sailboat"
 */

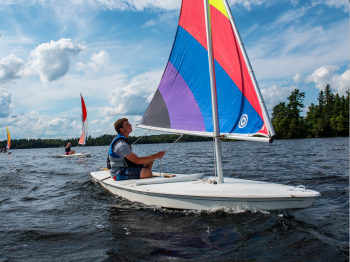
xmin=59 ymin=94 xmax=90 ymax=158
xmin=77 ymin=93 xmax=89 ymax=155
xmin=90 ymin=0 xmax=319 ymax=212
xmin=1 ymin=126 xmax=12 ymax=154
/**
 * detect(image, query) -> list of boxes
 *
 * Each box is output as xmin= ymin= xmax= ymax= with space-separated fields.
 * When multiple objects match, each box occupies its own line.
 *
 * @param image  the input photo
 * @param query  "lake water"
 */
xmin=0 ymin=137 xmax=348 ymax=261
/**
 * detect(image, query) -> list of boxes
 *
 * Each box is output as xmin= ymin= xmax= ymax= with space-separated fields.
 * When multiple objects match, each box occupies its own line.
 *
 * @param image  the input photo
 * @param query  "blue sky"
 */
xmin=0 ymin=0 xmax=348 ymax=140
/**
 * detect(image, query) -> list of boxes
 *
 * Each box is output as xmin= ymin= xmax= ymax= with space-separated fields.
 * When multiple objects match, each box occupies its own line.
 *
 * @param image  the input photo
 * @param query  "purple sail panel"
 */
xmin=158 ymin=62 xmax=206 ymax=131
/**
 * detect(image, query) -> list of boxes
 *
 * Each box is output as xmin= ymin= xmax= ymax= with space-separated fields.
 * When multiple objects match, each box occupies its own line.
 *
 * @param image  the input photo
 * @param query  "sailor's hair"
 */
xmin=114 ymin=118 xmax=128 ymax=134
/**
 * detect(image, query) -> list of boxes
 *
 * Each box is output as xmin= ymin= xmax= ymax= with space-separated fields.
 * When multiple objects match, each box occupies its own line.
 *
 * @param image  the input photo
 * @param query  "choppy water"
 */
xmin=0 ymin=137 xmax=348 ymax=261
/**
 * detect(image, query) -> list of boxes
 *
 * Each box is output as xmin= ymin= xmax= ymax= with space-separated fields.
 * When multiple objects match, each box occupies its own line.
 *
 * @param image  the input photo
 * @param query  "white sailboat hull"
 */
xmin=58 ymin=153 xmax=90 ymax=158
xmin=90 ymin=171 xmax=320 ymax=211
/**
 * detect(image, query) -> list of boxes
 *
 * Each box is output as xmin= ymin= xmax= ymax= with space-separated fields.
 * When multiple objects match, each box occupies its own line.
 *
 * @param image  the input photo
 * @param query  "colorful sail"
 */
xmin=138 ymin=0 xmax=274 ymax=141
xmin=78 ymin=93 xmax=88 ymax=145
xmin=6 ymin=126 xmax=10 ymax=149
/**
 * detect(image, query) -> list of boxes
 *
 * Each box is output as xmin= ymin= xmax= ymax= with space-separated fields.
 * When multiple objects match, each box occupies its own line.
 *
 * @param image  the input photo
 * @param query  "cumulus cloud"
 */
xmin=261 ymin=85 xmax=295 ymax=110
xmin=306 ymin=65 xmax=338 ymax=89
xmin=330 ymin=69 xmax=349 ymax=95
xmin=75 ymin=50 xmax=109 ymax=72
xmin=99 ymin=70 xmax=162 ymax=117
xmin=306 ymin=66 xmax=349 ymax=95
xmin=293 ymin=73 xmax=303 ymax=83
xmin=89 ymin=50 xmax=109 ymax=71
xmin=0 ymin=54 xmax=24 ymax=83
xmin=0 ymin=89 xmax=12 ymax=118
xmin=0 ymin=112 xmax=81 ymax=139
xmin=75 ymin=61 xmax=84 ymax=71
xmin=99 ymin=105 xmax=127 ymax=116
xmin=90 ymin=116 xmax=112 ymax=124
xmin=26 ymin=38 xmax=87 ymax=84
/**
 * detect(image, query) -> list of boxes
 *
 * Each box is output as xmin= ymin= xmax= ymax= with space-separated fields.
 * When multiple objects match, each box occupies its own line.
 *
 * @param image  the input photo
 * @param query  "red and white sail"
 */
xmin=78 ymin=93 xmax=88 ymax=145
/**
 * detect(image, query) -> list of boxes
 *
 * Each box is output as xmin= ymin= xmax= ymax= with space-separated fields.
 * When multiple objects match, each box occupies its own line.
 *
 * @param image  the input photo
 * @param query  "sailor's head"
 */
xmin=114 ymin=118 xmax=132 ymax=134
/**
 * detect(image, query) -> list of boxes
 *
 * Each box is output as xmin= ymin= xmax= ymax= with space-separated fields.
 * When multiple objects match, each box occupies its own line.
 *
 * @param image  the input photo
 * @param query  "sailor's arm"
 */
xmin=125 ymin=151 xmax=165 ymax=165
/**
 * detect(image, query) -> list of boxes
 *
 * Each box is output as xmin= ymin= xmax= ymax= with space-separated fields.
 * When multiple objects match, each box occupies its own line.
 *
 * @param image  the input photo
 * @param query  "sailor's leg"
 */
xmin=140 ymin=168 xmax=152 ymax=179
xmin=143 ymin=160 xmax=154 ymax=170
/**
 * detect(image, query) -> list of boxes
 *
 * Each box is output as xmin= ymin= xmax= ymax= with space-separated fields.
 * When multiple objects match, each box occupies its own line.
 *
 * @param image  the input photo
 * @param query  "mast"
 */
xmin=222 ymin=0 xmax=276 ymax=139
xmin=204 ymin=0 xmax=224 ymax=184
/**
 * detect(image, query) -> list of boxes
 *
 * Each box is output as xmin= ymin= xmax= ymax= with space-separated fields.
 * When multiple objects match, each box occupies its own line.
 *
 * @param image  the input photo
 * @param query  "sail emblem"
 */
xmin=238 ymin=114 xmax=248 ymax=128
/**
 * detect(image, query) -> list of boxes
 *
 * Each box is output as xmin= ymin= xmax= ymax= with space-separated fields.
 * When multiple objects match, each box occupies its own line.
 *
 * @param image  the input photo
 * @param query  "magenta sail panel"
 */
xmin=158 ymin=62 xmax=206 ymax=131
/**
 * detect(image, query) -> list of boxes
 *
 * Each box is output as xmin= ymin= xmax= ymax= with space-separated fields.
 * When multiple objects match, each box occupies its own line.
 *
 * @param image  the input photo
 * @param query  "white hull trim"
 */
xmin=57 ymin=153 xmax=91 ymax=158
xmin=90 ymin=171 xmax=320 ymax=211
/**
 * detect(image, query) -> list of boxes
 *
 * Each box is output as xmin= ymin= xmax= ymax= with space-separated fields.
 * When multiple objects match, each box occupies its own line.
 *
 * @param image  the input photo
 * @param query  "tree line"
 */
xmin=0 ymin=134 xmax=212 ymax=150
xmin=272 ymin=84 xmax=349 ymax=139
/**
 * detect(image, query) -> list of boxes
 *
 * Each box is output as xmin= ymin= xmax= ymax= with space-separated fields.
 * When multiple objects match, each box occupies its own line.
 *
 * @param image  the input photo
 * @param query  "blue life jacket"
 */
xmin=107 ymin=134 xmax=137 ymax=169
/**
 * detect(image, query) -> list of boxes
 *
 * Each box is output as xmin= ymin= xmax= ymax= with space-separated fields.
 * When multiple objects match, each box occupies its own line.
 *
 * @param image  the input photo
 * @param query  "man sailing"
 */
xmin=108 ymin=118 xmax=165 ymax=181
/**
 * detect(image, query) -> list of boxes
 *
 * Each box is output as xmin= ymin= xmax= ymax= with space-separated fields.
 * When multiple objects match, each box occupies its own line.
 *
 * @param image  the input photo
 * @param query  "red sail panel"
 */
xmin=178 ymin=0 xmax=207 ymax=50
xmin=81 ymin=94 xmax=87 ymax=122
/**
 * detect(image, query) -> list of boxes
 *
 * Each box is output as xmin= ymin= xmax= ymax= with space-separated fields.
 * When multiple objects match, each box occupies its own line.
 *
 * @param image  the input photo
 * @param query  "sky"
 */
xmin=0 ymin=0 xmax=349 ymax=141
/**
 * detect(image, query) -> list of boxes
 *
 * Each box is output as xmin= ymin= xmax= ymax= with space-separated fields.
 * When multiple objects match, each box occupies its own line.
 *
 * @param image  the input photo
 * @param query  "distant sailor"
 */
xmin=65 ymin=143 xmax=76 ymax=155
xmin=108 ymin=118 xmax=165 ymax=181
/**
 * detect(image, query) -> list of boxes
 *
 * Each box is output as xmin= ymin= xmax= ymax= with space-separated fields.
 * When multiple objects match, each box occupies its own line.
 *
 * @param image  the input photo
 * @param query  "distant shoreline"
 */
xmin=1 ymin=134 xmax=347 ymax=150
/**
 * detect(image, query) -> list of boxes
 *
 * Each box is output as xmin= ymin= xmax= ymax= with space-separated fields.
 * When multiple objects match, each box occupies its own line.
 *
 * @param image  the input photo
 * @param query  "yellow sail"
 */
xmin=6 ymin=126 xmax=10 ymax=149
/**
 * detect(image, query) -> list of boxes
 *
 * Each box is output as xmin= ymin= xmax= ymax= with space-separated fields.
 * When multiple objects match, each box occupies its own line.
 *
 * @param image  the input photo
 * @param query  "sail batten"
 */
xmin=139 ymin=0 xmax=273 ymax=141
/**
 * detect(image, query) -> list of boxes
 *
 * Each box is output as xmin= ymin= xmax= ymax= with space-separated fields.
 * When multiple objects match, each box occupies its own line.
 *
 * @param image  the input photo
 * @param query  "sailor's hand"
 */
xmin=154 ymin=151 xmax=165 ymax=159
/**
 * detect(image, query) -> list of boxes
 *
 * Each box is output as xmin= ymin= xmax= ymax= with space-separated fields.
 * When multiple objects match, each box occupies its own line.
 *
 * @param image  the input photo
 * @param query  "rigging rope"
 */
xmin=159 ymin=134 xmax=183 ymax=176
xmin=133 ymin=126 xmax=138 ymax=154
xmin=132 ymin=130 xmax=150 ymax=146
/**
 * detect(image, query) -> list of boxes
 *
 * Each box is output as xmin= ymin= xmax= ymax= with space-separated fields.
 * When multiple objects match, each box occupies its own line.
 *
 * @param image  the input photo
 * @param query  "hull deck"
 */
xmin=90 ymin=171 xmax=320 ymax=211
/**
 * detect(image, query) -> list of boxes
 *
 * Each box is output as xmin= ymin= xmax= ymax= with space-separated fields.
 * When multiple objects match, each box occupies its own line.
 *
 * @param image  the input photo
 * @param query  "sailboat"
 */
xmin=90 ymin=0 xmax=320 ymax=212
xmin=78 ymin=93 xmax=89 ymax=154
xmin=59 ymin=93 xmax=90 ymax=158
xmin=1 ymin=126 xmax=11 ymax=154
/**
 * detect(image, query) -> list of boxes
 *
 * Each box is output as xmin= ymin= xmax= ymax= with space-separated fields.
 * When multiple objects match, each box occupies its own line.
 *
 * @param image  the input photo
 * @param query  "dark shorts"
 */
xmin=114 ymin=164 xmax=144 ymax=181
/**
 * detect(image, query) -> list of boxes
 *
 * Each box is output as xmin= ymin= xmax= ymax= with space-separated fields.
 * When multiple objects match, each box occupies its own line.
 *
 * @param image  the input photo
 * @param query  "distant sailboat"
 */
xmin=78 ymin=93 xmax=88 ymax=153
xmin=58 ymin=94 xmax=90 ymax=158
xmin=1 ymin=126 xmax=12 ymax=154
xmin=6 ymin=126 xmax=10 ymax=150
xmin=90 ymin=0 xmax=319 ymax=212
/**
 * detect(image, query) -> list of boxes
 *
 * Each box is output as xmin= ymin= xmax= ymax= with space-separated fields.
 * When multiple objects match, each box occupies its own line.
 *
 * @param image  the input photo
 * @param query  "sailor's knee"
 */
xmin=140 ymin=168 xmax=152 ymax=178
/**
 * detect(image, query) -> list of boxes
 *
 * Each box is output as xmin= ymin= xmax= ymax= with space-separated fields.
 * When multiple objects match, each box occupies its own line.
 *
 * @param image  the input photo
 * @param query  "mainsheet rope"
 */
xmin=132 ymin=130 xmax=183 ymax=177
xmin=159 ymin=134 xmax=183 ymax=176
xmin=133 ymin=130 xmax=218 ymax=183
xmin=132 ymin=130 xmax=151 ymax=147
